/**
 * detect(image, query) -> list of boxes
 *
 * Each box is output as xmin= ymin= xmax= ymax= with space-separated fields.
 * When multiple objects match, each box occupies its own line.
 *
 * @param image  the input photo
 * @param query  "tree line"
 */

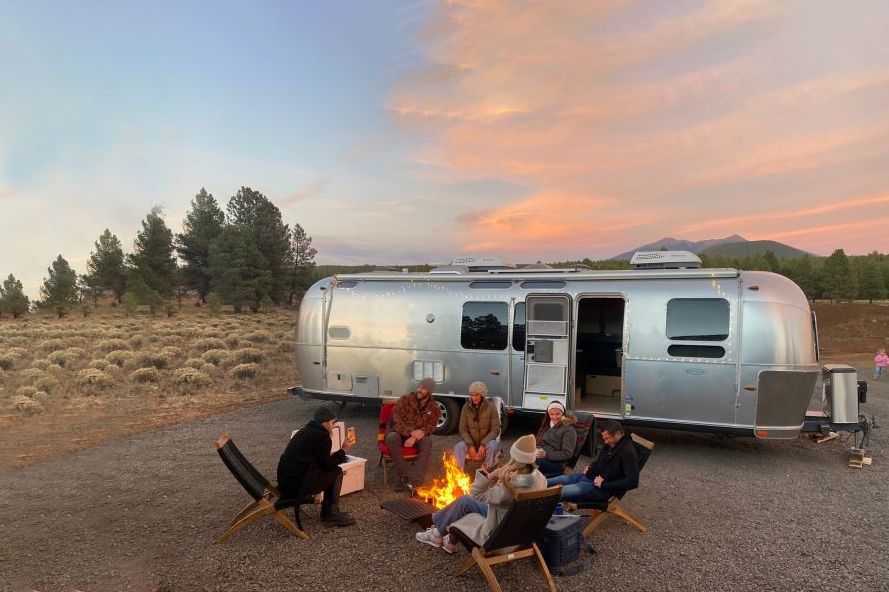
xmin=552 ymin=249 xmax=889 ymax=302
xmin=0 ymin=187 xmax=317 ymax=318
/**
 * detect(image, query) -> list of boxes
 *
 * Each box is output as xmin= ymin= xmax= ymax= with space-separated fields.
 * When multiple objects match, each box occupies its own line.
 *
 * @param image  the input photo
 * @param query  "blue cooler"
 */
xmin=536 ymin=514 xmax=584 ymax=568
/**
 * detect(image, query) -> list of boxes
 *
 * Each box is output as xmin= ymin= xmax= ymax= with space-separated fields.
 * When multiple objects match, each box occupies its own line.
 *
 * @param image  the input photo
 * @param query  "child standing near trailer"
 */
xmin=875 ymin=349 xmax=889 ymax=379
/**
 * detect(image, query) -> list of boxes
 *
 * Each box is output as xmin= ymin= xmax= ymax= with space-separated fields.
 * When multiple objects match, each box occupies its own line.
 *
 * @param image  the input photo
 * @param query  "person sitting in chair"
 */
xmin=276 ymin=405 xmax=355 ymax=526
xmin=453 ymin=381 xmax=501 ymax=471
xmin=384 ymin=377 xmax=440 ymax=492
xmin=534 ymin=401 xmax=577 ymax=476
xmin=414 ymin=434 xmax=546 ymax=553
xmin=546 ymin=419 xmax=639 ymax=502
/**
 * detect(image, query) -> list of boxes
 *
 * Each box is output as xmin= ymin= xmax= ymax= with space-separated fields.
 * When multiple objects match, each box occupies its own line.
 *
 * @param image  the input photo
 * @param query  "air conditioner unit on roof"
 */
xmin=449 ymin=255 xmax=517 ymax=272
xmin=630 ymin=251 xmax=702 ymax=269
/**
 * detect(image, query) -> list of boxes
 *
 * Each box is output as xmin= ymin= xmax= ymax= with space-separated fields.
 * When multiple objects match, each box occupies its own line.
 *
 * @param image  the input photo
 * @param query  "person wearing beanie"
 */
xmin=453 ymin=381 xmax=501 ymax=471
xmin=415 ymin=433 xmax=547 ymax=553
xmin=384 ymin=377 xmax=440 ymax=492
xmin=276 ymin=404 xmax=356 ymax=526
xmin=534 ymin=400 xmax=577 ymax=476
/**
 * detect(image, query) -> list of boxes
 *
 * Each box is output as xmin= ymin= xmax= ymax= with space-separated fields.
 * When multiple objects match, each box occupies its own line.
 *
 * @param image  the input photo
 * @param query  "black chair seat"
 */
xmin=575 ymin=499 xmax=609 ymax=511
xmin=274 ymin=494 xmax=317 ymax=512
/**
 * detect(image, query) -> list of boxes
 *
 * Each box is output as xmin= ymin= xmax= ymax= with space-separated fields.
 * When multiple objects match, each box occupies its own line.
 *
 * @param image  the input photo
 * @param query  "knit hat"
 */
xmin=510 ymin=434 xmax=538 ymax=464
xmin=313 ymin=405 xmax=337 ymax=424
xmin=546 ymin=400 xmax=566 ymax=414
xmin=418 ymin=377 xmax=436 ymax=392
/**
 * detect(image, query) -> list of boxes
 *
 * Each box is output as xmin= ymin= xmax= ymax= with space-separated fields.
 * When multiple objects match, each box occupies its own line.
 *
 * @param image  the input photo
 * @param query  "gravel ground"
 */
xmin=1 ymin=366 xmax=887 ymax=592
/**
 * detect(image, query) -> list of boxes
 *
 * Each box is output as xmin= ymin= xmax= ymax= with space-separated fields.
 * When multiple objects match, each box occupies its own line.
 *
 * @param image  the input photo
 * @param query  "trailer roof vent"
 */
xmin=429 ymin=265 xmax=469 ymax=275
xmin=449 ymin=255 xmax=517 ymax=272
xmin=630 ymin=251 xmax=702 ymax=269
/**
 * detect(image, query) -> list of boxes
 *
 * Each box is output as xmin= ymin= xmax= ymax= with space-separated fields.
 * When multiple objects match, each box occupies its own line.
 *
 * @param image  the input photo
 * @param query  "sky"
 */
xmin=1 ymin=0 xmax=888 ymax=298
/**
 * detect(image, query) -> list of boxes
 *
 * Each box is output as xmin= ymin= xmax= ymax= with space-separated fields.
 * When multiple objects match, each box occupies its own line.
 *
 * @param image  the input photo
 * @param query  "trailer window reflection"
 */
xmin=513 ymin=303 xmax=526 ymax=351
xmin=461 ymin=302 xmax=508 ymax=350
xmin=666 ymin=298 xmax=729 ymax=341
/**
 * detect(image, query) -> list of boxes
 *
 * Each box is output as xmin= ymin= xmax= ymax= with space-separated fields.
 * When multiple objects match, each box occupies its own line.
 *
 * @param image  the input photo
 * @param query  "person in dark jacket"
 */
xmin=534 ymin=401 xmax=577 ymax=476
xmin=546 ymin=419 xmax=639 ymax=502
xmin=277 ymin=405 xmax=355 ymax=526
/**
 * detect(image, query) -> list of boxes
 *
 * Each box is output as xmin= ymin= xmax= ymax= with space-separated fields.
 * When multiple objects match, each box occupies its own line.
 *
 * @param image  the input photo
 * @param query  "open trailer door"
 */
xmin=522 ymin=294 xmax=572 ymax=411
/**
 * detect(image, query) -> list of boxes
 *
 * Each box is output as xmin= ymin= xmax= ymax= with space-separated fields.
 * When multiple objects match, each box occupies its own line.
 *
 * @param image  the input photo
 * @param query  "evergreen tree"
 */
xmin=128 ymin=206 xmax=178 ymax=298
xmin=822 ymin=249 xmax=857 ymax=302
xmin=287 ymin=223 xmax=318 ymax=305
xmin=226 ymin=187 xmax=291 ymax=303
xmin=857 ymin=257 xmax=887 ymax=302
xmin=207 ymin=226 xmax=273 ymax=313
xmin=762 ymin=250 xmax=780 ymax=273
xmin=85 ymin=229 xmax=127 ymax=302
xmin=40 ymin=255 xmax=79 ymax=317
xmin=0 ymin=274 xmax=30 ymax=318
xmin=176 ymin=188 xmax=225 ymax=301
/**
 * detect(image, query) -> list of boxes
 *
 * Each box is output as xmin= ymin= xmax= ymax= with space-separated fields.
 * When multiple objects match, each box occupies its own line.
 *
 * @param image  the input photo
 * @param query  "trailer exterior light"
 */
xmin=748 ymin=285 xmax=760 ymax=291
xmin=757 ymin=430 xmax=768 ymax=437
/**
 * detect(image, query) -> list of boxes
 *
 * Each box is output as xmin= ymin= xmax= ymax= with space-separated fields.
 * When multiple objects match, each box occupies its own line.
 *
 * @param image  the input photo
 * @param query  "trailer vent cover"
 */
xmin=630 ymin=251 xmax=702 ymax=269
xmin=412 ymin=360 xmax=444 ymax=383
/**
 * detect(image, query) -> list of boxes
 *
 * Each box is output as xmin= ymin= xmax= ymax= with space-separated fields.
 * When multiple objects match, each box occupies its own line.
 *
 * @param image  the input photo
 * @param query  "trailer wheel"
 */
xmin=435 ymin=397 xmax=461 ymax=434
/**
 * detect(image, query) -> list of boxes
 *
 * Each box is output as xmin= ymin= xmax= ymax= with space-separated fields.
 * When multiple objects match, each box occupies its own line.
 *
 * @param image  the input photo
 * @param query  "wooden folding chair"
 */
xmin=576 ymin=433 xmax=654 ymax=538
xmin=215 ymin=433 xmax=316 ymax=543
xmin=377 ymin=402 xmax=419 ymax=487
xmin=448 ymin=486 xmax=562 ymax=592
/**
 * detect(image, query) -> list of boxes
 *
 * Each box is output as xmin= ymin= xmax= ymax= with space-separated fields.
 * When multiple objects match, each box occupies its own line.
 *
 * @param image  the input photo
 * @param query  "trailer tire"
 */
xmin=435 ymin=397 xmax=461 ymax=434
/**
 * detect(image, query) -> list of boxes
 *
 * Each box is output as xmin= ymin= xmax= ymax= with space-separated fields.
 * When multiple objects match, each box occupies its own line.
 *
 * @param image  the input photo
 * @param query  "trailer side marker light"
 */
xmin=757 ymin=430 xmax=768 ymax=437
xmin=507 ymin=408 xmax=516 ymax=414
xmin=748 ymin=285 xmax=760 ymax=291
xmin=744 ymin=385 xmax=756 ymax=391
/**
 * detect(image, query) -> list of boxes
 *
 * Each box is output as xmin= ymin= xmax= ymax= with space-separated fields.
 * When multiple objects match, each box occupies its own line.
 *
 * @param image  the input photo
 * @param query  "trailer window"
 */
xmin=513 ymin=303 xmax=526 ymax=350
xmin=469 ymin=281 xmax=511 ymax=289
xmin=667 ymin=344 xmax=725 ymax=358
xmin=461 ymin=302 xmax=508 ymax=350
xmin=666 ymin=298 xmax=729 ymax=341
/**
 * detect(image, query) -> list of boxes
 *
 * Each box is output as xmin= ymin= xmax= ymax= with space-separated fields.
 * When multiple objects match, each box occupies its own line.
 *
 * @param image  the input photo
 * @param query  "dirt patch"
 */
xmin=813 ymin=301 xmax=889 ymax=358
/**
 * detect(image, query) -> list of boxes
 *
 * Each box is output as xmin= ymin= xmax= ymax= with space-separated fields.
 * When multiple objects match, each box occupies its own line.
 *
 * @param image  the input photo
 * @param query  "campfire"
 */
xmin=415 ymin=452 xmax=472 ymax=509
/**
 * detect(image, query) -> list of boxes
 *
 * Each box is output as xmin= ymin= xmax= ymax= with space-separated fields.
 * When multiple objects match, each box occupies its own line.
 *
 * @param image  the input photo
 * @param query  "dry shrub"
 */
xmin=47 ymin=348 xmax=86 ymax=368
xmin=35 ymin=376 xmax=60 ymax=393
xmin=129 ymin=367 xmax=160 ymax=383
xmin=161 ymin=346 xmax=183 ymax=360
xmin=38 ymin=338 xmax=66 ymax=353
xmin=193 ymin=337 xmax=226 ymax=352
xmin=233 ymin=348 xmax=263 ymax=364
xmin=224 ymin=335 xmax=240 ymax=348
xmin=200 ymin=363 xmax=217 ymax=375
xmin=243 ymin=330 xmax=272 ymax=343
xmin=102 ymin=329 xmax=128 ymax=340
xmin=238 ymin=340 xmax=255 ymax=349
xmin=199 ymin=329 xmax=224 ymax=339
xmin=131 ymin=351 xmax=169 ymax=370
xmin=97 ymin=338 xmax=131 ymax=353
xmin=201 ymin=349 xmax=230 ymax=366
xmin=105 ymin=350 xmax=134 ymax=367
xmin=12 ymin=395 xmax=44 ymax=416
xmin=128 ymin=335 xmax=145 ymax=349
xmin=17 ymin=386 xmax=39 ymax=398
xmin=7 ymin=347 xmax=29 ymax=360
xmin=184 ymin=358 xmax=204 ymax=370
xmin=30 ymin=359 xmax=51 ymax=370
xmin=0 ymin=355 xmax=16 ymax=371
xmin=230 ymin=363 xmax=258 ymax=379
xmin=77 ymin=368 xmax=114 ymax=390
xmin=47 ymin=363 xmax=65 ymax=376
xmin=19 ymin=368 xmax=49 ymax=384
xmin=88 ymin=359 xmax=109 ymax=370
xmin=172 ymin=367 xmax=213 ymax=389
xmin=277 ymin=341 xmax=294 ymax=353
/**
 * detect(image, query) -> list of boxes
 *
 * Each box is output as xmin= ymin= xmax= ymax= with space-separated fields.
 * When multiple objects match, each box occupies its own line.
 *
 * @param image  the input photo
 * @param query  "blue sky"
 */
xmin=2 ymin=0 xmax=888 ymax=298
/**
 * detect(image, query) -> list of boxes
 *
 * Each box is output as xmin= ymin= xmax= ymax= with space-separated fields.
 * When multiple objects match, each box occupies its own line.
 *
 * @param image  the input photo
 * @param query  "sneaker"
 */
xmin=415 ymin=527 xmax=443 ymax=548
xmin=442 ymin=535 xmax=458 ymax=554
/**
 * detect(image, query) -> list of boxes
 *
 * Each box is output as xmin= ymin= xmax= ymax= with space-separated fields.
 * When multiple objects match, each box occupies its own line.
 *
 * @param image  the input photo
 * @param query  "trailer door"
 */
xmin=522 ymin=295 xmax=572 ymax=410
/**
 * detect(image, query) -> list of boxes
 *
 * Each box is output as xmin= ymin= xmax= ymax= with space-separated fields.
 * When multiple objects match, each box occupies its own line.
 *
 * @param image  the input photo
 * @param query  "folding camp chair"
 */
xmin=576 ymin=433 xmax=654 ymax=538
xmin=448 ymin=486 xmax=562 ymax=592
xmin=215 ymin=433 xmax=316 ymax=543
xmin=564 ymin=411 xmax=596 ymax=474
xmin=377 ymin=402 xmax=419 ymax=487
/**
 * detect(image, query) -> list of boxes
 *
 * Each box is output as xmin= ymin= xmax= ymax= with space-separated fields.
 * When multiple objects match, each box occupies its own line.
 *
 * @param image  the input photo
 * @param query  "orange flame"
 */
xmin=415 ymin=452 xmax=473 ymax=509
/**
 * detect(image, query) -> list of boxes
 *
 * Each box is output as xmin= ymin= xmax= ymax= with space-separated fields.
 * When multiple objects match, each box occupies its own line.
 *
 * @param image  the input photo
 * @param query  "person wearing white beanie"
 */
xmin=415 ymin=433 xmax=547 ymax=553
xmin=535 ymin=400 xmax=577 ymax=476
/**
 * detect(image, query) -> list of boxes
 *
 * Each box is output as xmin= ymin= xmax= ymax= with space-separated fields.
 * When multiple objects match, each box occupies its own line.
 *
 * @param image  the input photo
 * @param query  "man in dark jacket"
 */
xmin=277 ymin=405 xmax=355 ymax=526
xmin=546 ymin=419 xmax=639 ymax=502
xmin=384 ymin=377 xmax=440 ymax=492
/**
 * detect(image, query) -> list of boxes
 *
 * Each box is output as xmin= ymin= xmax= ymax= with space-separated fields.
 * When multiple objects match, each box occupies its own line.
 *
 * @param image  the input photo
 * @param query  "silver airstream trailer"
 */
xmin=290 ymin=252 xmax=862 ymax=438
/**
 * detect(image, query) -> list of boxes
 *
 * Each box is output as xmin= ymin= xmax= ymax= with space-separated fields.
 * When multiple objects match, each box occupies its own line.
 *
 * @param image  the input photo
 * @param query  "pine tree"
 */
xmin=287 ymin=223 xmax=318 ymax=305
xmin=85 ymin=229 xmax=127 ymax=303
xmin=207 ymin=226 xmax=273 ymax=313
xmin=128 ymin=206 xmax=179 ymax=298
xmin=226 ymin=187 xmax=291 ymax=304
xmin=0 ymin=274 xmax=30 ymax=318
xmin=857 ymin=257 xmax=887 ymax=302
xmin=762 ymin=250 xmax=780 ymax=273
xmin=176 ymin=188 xmax=225 ymax=301
xmin=40 ymin=255 xmax=79 ymax=317
xmin=822 ymin=249 xmax=857 ymax=302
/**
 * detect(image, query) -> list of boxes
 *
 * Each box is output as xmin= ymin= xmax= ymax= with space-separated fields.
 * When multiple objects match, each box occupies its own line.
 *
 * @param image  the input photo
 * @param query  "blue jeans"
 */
xmin=537 ymin=457 xmax=565 ymax=476
xmin=453 ymin=440 xmax=501 ymax=471
xmin=547 ymin=472 xmax=608 ymax=502
xmin=432 ymin=494 xmax=488 ymax=534
xmin=876 ymin=366 xmax=885 ymax=379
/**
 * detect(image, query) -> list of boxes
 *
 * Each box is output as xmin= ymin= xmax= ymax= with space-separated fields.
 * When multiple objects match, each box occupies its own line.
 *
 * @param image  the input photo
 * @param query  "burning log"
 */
xmin=414 ymin=452 xmax=472 ymax=509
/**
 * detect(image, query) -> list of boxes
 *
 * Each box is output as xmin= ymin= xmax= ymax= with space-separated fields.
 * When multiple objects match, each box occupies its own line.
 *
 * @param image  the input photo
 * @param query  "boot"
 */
xmin=395 ymin=475 xmax=409 ymax=492
xmin=321 ymin=504 xmax=356 ymax=527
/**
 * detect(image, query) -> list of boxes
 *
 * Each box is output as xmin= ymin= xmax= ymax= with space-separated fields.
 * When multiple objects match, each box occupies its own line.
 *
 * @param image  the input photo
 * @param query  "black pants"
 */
xmin=303 ymin=466 xmax=344 ymax=509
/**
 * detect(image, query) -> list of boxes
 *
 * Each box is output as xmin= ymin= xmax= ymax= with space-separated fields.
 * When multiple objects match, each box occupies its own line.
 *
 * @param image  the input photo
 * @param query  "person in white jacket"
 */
xmin=415 ymin=433 xmax=547 ymax=553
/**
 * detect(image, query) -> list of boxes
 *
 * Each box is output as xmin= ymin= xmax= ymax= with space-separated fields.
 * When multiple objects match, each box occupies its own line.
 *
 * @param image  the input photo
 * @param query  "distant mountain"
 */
xmin=700 ymin=240 xmax=817 ymax=259
xmin=611 ymin=235 xmax=746 ymax=260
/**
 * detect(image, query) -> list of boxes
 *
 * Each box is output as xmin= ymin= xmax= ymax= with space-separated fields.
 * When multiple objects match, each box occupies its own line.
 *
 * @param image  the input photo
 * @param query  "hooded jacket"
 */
xmin=537 ymin=413 xmax=578 ymax=464
xmin=276 ymin=420 xmax=346 ymax=498
xmin=459 ymin=397 xmax=500 ymax=448
xmin=585 ymin=432 xmax=640 ymax=497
